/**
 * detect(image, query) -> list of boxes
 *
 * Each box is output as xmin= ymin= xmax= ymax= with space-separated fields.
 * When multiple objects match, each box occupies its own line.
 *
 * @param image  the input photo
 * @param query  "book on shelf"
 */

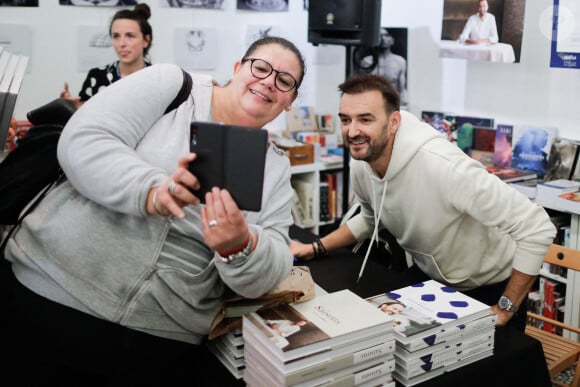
xmin=485 ymin=166 xmax=537 ymax=183
xmin=286 ymin=106 xmax=319 ymax=135
xmin=553 ymin=191 xmax=580 ymax=214
xmin=508 ymin=178 xmax=538 ymax=199
xmin=365 ymin=280 xmax=494 ymax=347
xmin=536 ymin=179 xmax=580 ymax=199
xmin=208 ymin=266 xmax=316 ymax=339
xmin=242 ymin=289 xmax=394 ymax=363
xmin=470 ymin=149 xmax=494 ymax=167
xmin=421 ymin=111 xmax=455 ymax=142
xmin=291 ymin=177 xmax=314 ymax=227
xmin=455 ymin=115 xmax=494 ymax=155
xmin=493 ymin=124 xmax=513 ymax=168
xmin=543 ymin=137 xmax=579 ymax=181
xmin=511 ymin=124 xmax=559 ymax=180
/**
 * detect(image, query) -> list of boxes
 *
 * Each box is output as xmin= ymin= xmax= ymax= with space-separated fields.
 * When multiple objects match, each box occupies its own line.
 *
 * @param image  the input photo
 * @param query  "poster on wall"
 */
xmin=60 ymin=0 xmax=136 ymax=5
xmin=244 ymin=24 xmax=282 ymax=48
xmin=439 ymin=0 xmax=524 ymax=63
xmin=77 ymin=25 xmax=117 ymax=72
xmin=174 ymin=27 xmax=218 ymax=70
xmin=352 ymin=27 xmax=408 ymax=108
xmin=162 ymin=0 xmax=224 ymax=9
xmin=0 ymin=24 xmax=32 ymax=58
xmin=237 ymin=0 xmax=288 ymax=12
xmin=550 ymin=0 xmax=580 ymax=69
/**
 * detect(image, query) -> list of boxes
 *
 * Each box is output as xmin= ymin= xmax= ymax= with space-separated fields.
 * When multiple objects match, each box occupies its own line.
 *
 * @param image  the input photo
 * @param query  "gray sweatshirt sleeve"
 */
xmin=57 ymin=64 xmax=186 ymax=216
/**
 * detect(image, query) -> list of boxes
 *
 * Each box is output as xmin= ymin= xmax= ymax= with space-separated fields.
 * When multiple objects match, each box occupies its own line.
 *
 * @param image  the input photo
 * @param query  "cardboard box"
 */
xmin=274 ymin=141 xmax=314 ymax=166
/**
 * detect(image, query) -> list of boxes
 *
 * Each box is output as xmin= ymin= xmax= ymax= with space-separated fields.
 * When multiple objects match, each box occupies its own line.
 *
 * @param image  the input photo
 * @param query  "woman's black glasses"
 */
xmin=243 ymin=58 xmax=298 ymax=92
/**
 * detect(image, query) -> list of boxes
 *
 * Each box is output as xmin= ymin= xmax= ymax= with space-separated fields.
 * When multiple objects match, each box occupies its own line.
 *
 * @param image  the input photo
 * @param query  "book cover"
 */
xmin=536 ymin=179 xmax=580 ymax=200
xmin=473 ymin=127 xmax=495 ymax=152
xmin=286 ymin=106 xmax=319 ymax=134
xmin=554 ymin=191 xmax=580 ymax=214
xmin=421 ymin=111 xmax=455 ymax=142
xmin=455 ymin=116 xmax=494 ymax=155
xmin=543 ymin=138 xmax=579 ymax=181
xmin=485 ymin=166 xmax=537 ymax=183
xmin=0 ymin=53 xmax=23 ymax=148
xmin=188 ymin=121 xmax=268 ymax=211
xmin=242 ymin=289 xmax=394 ymax=363
xmin=366 ymin=280 xmax=492 ymax=345
xmin=493 ymin=124 xmax=513 ymax=168
xmin=511 ymin=125 xmax=559 ymax=180
xmin=470 ymin=150 xmax=494 ymax=167
xmin=291 ymin=177 xmax=314 ymax=227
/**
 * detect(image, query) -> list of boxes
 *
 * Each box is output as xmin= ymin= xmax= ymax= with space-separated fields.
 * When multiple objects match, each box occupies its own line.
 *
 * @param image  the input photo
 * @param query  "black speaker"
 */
xmin=308 ymin=0 xmax=382 ymax=46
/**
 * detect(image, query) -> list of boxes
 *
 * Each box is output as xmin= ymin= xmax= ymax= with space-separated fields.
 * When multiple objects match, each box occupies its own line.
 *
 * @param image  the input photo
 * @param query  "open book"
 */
xmin=208 ymin=266 xmax=316 ymax=339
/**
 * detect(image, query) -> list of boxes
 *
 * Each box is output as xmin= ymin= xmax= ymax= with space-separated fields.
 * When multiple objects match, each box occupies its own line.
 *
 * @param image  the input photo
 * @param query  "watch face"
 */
xmin=499 ymin=296 xmax=509 ymax=309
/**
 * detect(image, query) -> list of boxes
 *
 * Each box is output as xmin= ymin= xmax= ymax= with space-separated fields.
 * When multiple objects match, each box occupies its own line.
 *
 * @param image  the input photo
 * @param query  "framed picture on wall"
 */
xmin=174 ymin=27 xmax=218 ymax=70
xmin=0 ymin=1 xmax=38 ymax=6
xmin=439 ymin=0 xmax=525 ymax=64
xmin=162 ymin=0 xmax=224 ymax=9
xmin=237 ymin=0 xmax=288 ymax=11
xmin=59 ymin=0 xmax=137 ymax=5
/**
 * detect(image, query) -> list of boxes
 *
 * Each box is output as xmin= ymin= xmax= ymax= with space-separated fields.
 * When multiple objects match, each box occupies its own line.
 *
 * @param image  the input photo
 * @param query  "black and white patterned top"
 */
xmin=78 ymin=60 xmax=151 ymax=102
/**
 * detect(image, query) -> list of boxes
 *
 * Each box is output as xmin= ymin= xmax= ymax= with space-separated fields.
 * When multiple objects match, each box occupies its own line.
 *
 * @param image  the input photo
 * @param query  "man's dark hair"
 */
xmin=338 ymin=74 xmax=400 ymax=113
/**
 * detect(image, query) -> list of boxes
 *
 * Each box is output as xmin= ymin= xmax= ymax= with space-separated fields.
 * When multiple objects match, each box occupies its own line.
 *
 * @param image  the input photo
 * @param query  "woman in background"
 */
xmin=60 ymin=2 xmax=152 ymax=108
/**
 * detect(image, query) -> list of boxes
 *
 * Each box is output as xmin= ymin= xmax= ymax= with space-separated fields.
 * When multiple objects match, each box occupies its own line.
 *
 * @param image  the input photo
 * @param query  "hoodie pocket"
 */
xmin=408 ymin=249 xmax=469 ymax=285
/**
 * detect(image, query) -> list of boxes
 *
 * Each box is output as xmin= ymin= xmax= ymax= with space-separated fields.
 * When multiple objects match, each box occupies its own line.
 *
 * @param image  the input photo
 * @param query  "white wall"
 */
xmin=2 ymin=0 xmax=579 ymax=140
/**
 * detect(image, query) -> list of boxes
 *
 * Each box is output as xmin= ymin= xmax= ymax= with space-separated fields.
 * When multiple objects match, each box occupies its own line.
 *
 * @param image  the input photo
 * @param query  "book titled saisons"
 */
xmin=242 ymin=289 xmax=394 ymax=363
xmin=365 ymin=280 xmax=493 ymax=346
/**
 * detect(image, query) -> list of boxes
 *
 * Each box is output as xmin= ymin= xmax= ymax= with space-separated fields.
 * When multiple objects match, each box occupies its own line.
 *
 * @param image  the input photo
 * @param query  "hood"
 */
xmin=385 ymin=110 xmax=446 ymax=180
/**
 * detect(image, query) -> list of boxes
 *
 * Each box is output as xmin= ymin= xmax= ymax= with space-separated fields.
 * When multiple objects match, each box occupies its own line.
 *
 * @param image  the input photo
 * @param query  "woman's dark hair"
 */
xmin=242 ymin=36 xmax=306 ymax=90
xmin=338 ymin=73 xmax=400 ymax=113
xmin=109 ymin=3 xmax=153 ymax=58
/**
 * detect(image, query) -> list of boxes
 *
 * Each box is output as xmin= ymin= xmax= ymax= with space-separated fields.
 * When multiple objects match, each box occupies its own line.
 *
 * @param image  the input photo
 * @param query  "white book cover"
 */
xmin=537 ymin=179 xmax=580 ymax=199
xmin=243 ymin=289 xmax=394 ymax=363
xmin=366 ymin=280 xmax=492 ymax=345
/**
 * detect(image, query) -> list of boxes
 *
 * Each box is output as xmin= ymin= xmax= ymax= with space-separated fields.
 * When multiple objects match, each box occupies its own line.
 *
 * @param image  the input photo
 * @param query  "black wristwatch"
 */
xmin=498 ymin=295 xmax=519 ymax=313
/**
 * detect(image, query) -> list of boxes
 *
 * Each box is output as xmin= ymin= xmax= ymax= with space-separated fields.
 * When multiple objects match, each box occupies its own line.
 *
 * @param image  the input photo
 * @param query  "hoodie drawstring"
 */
xmin=357 ymin=179 xmax=388 ymax=282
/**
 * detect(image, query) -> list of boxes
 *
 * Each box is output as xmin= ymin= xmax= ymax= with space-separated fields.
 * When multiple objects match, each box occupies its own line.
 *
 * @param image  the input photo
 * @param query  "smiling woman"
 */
xmin=59 ymin=2 xmax=153 ymax=108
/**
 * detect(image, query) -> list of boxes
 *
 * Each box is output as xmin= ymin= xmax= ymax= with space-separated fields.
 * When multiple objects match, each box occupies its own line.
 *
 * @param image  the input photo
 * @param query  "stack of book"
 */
xmin=242 ymin=289 xmax=397 ymax=386
xmin=1 ymin=47 xmax=29 ymax=153
xmin=366 ymin=280 xmax=496 ymax=386
xmin=207 ymin=328 xmax=246 ymax=380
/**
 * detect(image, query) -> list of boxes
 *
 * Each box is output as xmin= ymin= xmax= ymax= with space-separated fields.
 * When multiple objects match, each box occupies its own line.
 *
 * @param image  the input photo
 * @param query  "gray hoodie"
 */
xmin=347 ymin=111 xmax=555 ymax=291
xmin=5 ymin=64 xmax=294 ymax=344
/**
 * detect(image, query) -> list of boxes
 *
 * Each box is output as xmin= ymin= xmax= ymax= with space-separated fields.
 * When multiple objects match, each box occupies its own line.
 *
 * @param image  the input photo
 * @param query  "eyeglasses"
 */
xmin=242 ymin=58 xmax=298 ymax=92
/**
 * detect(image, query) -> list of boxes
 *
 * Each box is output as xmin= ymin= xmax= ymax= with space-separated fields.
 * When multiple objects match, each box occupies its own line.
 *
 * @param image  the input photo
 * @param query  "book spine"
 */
xmin=286 ymin=341 xmax=394 ymax=385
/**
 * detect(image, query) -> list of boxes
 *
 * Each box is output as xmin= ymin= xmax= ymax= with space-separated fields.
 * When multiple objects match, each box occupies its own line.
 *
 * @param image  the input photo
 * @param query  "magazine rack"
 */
xmin=525 ymin=244 xmax=580 ymax=387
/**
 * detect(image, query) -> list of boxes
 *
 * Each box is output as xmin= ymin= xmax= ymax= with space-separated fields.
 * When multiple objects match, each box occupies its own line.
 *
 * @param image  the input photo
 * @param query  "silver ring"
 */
xmin=208 ymin=219 xmax=218 ymax=228
xmin=168 ymin=181 xmax=178 ymax=196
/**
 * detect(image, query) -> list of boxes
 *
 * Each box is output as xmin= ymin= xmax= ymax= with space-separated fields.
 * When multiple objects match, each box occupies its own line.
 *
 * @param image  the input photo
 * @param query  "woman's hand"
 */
xmin=201 ymin=187 xmax=255 ymax=255
xmin=60 ymin=82 xmax=82 ymax=109
xmin=290 ymin=240 xmax=315 ymax=261
xmin=148 ymin=153 xmax=201 ymax=218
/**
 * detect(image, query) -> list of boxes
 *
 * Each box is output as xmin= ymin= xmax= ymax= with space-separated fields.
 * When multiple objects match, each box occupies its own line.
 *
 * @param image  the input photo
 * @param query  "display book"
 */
xmin=365 ymin=280 xmax=496 ymax=387
xmin=0 ymin=49 xmax=29 ymax=150
xmin=206 ymin=266 xmax=317 ymax=380
xmin=242 ymin=289 xmax=397 ymax=387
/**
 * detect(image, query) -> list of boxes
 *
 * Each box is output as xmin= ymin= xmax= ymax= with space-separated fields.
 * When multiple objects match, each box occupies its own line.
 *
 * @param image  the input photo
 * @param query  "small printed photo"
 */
xmin=59 ymin=0 xmax=136 ymax=5
xmin=237 ymin=0 xmax=288 ymax=12
xmin=163 ymin=0 xmax=224 ymax=8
